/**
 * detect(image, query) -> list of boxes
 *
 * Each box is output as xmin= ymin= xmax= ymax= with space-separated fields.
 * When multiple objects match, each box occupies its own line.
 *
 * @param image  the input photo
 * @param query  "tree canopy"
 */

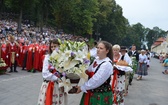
xmin=0 ymin=0 xmax=167 ymax=49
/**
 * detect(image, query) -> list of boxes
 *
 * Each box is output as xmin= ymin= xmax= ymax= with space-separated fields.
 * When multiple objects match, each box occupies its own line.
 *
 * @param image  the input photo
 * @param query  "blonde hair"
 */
xmin=9 ymin=34 xmax=15 ymax=40
xmin=141 ymin=49 xmax=146 ymax=52
xmin=112 ymin=44 xmax=120 ymax=50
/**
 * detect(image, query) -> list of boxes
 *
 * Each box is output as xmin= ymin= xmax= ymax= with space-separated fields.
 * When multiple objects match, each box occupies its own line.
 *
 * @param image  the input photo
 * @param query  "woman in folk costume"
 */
xmin=136 ymin=50 xmax=148 ymax=80
xmin=76 ymin=41 xmax=113 ymax=105
xmin=112 ymin=45 xmax=132 ymax=105
xmin=37 ymin=39 xmax=67 ymax=105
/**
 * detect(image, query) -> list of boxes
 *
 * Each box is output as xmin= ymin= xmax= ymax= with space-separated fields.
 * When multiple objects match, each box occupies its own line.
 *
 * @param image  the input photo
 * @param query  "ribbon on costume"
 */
xmin=111 ymin=68 xmax=119 ymax=104
xmin=45 ymin=69 xmax=56 ymax=105
xmin=83 ymin=70 xmax=94 ymax=105
xmin=45 ymin=81 xmax=54 ymax=105
xmin=11 ymin=52 xmax=15 ymax=64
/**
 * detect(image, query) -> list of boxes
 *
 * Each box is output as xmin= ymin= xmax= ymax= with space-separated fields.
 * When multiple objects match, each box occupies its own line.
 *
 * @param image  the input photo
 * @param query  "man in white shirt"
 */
xmin=90 ymin=41 xmax=97 ymax=58
xmin=128 ymin=44 xmax=139 ymax=61
xmin=128 ymin=44 xmax=139 ymax=85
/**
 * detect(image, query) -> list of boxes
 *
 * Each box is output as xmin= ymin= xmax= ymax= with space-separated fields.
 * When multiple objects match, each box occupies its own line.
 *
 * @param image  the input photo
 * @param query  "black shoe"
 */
xmin=27 ymin=70 xmax=31 ymax=72
xmin=22 ymin=68 xmax=25 ymax=70
xmin=129 ymin=83 xmax=132 ymax=85
xmin=14 ymin=70 xmax=18 ymax=72
xmin=9 ymin=71 xmax=13 ymax=73
xmin=32 ymin=70 xmax=36 ymax=73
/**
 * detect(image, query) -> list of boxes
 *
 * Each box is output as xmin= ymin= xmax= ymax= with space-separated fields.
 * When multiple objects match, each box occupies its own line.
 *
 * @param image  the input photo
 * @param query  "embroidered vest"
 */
xmin=91 ymin=61 xmax=112 ymax=93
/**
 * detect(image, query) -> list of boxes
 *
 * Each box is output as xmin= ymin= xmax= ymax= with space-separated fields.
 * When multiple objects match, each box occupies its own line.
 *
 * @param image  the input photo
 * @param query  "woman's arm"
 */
xmin=81 ymin=62 xmax=113 ymax=92
xmin=42 ymin=55 xmax=58 ymax=81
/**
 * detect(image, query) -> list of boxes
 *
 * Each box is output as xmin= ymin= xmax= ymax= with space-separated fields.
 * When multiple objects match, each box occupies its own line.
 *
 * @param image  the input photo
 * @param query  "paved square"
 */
xmin=0 ymin=58 xmax=168 ymax=105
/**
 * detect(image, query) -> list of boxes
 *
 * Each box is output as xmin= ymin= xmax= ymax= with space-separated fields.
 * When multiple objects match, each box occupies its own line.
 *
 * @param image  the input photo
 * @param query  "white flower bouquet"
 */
xmin=49 ymin=40 xmax=90 ymax=93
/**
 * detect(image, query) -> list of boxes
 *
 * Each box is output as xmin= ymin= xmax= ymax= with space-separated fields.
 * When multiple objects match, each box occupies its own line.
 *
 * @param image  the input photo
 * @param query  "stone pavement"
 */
xmin=0 ymin=58 xmax=168 ymax=105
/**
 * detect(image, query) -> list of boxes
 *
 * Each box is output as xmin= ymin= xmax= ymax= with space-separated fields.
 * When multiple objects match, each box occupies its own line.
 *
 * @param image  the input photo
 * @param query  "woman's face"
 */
xmin=97 ymin=43 xmax=109 ymax=58
xmin=8 ymin=36 xmax=10 ymax=41
xmin=113 ymin=48 xmax=120 ymax=56
xmin=51 ymin=43 xmax=59 ymax=52
xmin=141 ymin=51 xmax=146 ymax=55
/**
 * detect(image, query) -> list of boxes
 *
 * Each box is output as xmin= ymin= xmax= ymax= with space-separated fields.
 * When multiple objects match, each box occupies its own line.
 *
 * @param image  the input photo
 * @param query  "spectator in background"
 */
xmin=20 ymin=36 xmax=25 ymax=44
xmin=136 ymin=50 xmax=148 ymax=80
xmin=128 ymin=44 xmax=139 ymax=85
xmin=146 ymin=49 xmax=151 ymax=70
xmin=159 ymin=52 xmax=165 ymax=63
xmin=89 ymin=41 xmax=97 ymax=64
xmin=90 ymin=41 xmax=97 ymax=58
xmin=162 ymin=53 xmax=168 ymax=74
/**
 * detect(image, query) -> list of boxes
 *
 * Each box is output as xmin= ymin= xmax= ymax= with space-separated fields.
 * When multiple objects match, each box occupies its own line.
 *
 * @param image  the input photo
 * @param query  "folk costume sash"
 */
xmin=45 ymin=65 xmax=57 ymax=105
xmin=112 ymin=59 xmax=118 ymax=104
xmin=11 ymin=52 xmax=15 ymax=64
xmin=45 ymin=81 xmax=54 ymax=105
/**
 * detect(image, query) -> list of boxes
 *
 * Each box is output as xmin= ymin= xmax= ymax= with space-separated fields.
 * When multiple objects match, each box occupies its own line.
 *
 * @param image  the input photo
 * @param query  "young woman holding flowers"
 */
xmin=76 ymin=41 xmax=113 ymax=105
xmin=37 ymin=39 xmax=67 ymax=105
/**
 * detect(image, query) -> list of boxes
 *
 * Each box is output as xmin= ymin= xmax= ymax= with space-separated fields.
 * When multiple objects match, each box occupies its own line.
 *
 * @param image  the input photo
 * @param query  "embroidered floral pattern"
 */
xmin=37 ymin=82 xmax=66 ymax=105
xmin=93 ymin=61 xmax=98 ymax=68
xmin=113 ymin=75 xmax=125 ymax=105
xmin=85 ymin=91 xmax=112 ymax=105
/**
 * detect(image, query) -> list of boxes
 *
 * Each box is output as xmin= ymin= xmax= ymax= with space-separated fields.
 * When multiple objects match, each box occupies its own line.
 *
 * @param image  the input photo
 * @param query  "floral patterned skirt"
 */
xmin=37 ymin=81 xmax=67 ymax=105
xmin=80 ymin=91 xmax=113 ymax=105
xmin=113 ymin=75 xmax=125 ymax=105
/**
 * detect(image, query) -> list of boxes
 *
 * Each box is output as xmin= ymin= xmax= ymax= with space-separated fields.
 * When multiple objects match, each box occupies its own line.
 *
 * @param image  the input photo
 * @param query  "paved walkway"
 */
xmin=125 ymin=58 xmax=168 ymax=105
xmin=0 ymin=58 xmax=168 ymax=105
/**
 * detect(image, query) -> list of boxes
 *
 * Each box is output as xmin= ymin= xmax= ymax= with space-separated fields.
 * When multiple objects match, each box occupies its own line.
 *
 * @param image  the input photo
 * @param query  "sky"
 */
xmin=115 ymin=0 xmax=168 ymax=31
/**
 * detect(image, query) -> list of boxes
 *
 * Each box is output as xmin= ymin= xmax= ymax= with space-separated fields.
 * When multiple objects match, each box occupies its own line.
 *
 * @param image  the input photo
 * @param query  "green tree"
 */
xmin=97 ymin=0 xmax=127 ymax=44
xmin=51 ymin=0 xmax=75 ymax=31
xmin=146 ymin=26 xmax=166 ymax=49
xmin=51 ymin=0 xmax=98 ymax=35
xmin=93 ymin=0 xmax=112 ymax=40
xmin=71 ymin=0 xmax=98 ymax=35
xmin=5 ymin=0 xmax=38 ymax=33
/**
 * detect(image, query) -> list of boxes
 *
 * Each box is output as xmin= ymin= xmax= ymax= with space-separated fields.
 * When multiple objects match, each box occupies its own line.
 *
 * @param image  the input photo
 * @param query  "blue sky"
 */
xmin=116 ymin=0 xmax=168 ymax=31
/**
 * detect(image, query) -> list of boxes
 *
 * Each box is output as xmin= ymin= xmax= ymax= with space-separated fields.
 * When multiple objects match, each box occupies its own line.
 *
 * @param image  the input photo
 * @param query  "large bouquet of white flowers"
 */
xmin=49 ymin=40 xmax=90 ymax=93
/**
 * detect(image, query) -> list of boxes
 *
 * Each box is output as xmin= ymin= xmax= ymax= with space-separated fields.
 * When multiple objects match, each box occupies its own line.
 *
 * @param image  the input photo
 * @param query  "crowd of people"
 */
xmin=0 ymin=19 xmax=153 ymax=105
xmin=154 ymin=51 xmax=168 ymax=75
xmin=0 ymin=19 xmax=89 ymax=73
